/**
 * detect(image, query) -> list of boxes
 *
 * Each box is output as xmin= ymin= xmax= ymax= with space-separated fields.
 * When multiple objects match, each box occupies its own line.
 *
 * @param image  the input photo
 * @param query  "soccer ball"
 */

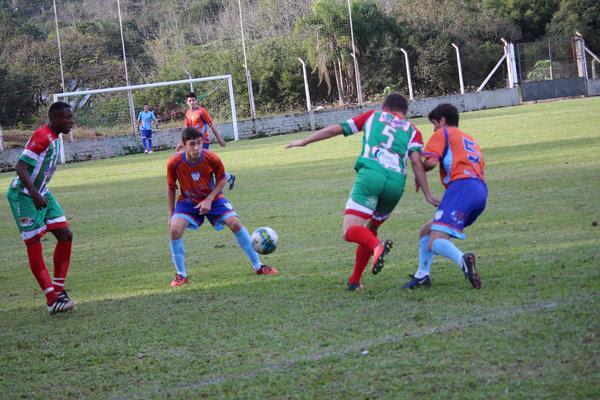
xmin=251 ymin=227 xmax=278 ymax=255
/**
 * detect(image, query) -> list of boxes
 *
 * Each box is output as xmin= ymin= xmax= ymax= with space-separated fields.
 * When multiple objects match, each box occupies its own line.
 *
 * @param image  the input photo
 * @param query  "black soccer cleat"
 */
xmin=57 ymin=290 xmax=72 ymax=302
xmin=346 ymin=282 xmax=364 ymax=291
xmin=372 ymin=240 xmax=393 ymax=275
xmin=401 ymin=274 xmax=432 ymax=289
xmin=227 ymin=174 xmax=236 ymax=190
xmin=462 ymin=252 xmax=482 ymax=289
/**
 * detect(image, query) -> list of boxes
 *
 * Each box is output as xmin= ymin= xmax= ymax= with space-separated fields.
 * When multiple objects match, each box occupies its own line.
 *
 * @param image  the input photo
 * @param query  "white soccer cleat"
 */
xmin=47 ymin=297 xmax=76 ymax=315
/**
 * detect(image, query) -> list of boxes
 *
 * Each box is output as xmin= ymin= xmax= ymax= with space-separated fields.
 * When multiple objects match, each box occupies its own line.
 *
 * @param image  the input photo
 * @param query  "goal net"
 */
xmin=53 ymin=75 xmax=238 ymax=158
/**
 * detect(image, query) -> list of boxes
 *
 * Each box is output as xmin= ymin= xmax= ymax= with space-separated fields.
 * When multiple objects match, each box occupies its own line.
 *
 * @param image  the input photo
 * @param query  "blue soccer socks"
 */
xmin=235 ymin=227 xmax=262 ymax=270
xmin=169 ymin=238 xmax=187 ymax=277
xmin=431 ymin=238 xmax=464 ymax=268
xmin=415 ymin=235 xmax=434 ymax=279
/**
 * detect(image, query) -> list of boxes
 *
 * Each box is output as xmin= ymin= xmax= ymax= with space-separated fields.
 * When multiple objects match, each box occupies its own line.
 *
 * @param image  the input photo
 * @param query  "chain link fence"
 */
xmin=516 ymin=39 xmax=579 ymax=83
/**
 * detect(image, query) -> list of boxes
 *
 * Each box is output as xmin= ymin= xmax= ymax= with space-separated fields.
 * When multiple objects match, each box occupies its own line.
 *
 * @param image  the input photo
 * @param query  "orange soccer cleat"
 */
xmin=170 ymin=274 xmax=189 ymax=288
xmin=255 ymin=265 xmax=279 ymax=275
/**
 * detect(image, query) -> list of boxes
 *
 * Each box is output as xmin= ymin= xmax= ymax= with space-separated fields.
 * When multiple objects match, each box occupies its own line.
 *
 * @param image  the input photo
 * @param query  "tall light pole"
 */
xmin=347 ymin=0 xmax=363 ymax=105
xmin=400 ymin=48 xmax=414 ymax=100
xmin=451 ymin=43 xmax=465 ymax=94
xmin=116 ymin=0 xmax=137 ymax=134
xmin=237 ymin=0 xmax=256 ymax=119
xmin=52 ymin=0 xmax=65 ymax=93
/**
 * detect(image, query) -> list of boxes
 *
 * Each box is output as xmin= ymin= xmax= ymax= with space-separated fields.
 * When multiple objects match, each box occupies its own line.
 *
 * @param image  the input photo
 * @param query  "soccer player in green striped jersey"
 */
xmin=6 ymin=102 xmax=76 ymax=315
xmin=287 ymin=93 xmax=439 ymax=290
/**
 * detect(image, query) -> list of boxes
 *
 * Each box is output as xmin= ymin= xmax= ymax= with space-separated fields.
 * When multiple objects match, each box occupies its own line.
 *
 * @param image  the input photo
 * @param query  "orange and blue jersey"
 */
xmin=167 ymin=150 xmax=225 ymax=204
xmin=185 ymin=107 xmax=213 ymax=145
xmin=423 ymin=126 xmax=485 ymax=187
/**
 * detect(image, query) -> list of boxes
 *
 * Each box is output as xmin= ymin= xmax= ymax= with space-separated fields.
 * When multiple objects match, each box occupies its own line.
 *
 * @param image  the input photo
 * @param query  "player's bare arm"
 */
xmin=410 ymin=152 xmax=439 ymax=207
xmin=209 ymin=122 xmax=226 ymax=147
xmin=15 ymin=160 xmax=47 ymax=209
xmin=286 ymin=124 xmax=343 ymax=148
xmin=194 ymin=177 xmax=227 ymax=214
xmin=423 ymin=157 xmax=439 ymax=171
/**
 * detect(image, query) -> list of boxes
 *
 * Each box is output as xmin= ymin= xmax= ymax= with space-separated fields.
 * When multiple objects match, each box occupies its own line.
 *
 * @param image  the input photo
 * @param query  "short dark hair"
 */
xmin=187 ymin=92 xmax=196 ymax=99
xmin=143 ymin=103 xmax=149 ymax=106
xmin=48 ymin=102 xmax=71 ymax=119
xmin=428 ymin=103 xmax=459 ymax=126
xmin=181 ymin=127 xmax=201 ymax=144
xmin=382 ymin=93 xmax=408 ymax=114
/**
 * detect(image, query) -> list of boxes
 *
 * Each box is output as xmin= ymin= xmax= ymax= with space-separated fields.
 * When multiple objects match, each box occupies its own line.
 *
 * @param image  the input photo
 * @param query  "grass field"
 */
xmin=1 ymin=97 xmax=599 ymax=399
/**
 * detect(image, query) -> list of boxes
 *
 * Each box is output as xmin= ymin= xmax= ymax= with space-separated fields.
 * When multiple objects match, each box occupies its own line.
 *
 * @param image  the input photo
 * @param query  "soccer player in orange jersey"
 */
xmin=402 ymin=104 xmax=487 ymax=289
xmin=184 ymin=92 xmax=236 ymax=190
xmin=6 ymin=102 xmax=76 ymax=315
xmin=166 ymin=127 xmax=277 ymax=287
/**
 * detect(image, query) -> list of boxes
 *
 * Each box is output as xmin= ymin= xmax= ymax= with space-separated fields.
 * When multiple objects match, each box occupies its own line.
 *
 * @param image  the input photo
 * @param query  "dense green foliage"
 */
xmin=0 ymin=98 xmax=599 ymax=398
xmin=0 ymin=0 xmax=598 ymax=127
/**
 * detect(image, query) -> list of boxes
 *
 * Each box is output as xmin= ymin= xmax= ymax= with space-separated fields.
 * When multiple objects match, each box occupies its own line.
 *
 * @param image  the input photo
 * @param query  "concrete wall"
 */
xmin=0 ymin=86 xmax=529 ymax=172
xmin=587 ymin=79 xmax=600 ymax=96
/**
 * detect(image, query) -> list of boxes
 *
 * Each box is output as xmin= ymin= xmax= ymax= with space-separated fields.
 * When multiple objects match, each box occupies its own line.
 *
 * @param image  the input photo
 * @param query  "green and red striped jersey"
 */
xmin=340 ymin=110 xmax=423 ymax=179
xmin=10 ymin=125 xmax=61 ymax=195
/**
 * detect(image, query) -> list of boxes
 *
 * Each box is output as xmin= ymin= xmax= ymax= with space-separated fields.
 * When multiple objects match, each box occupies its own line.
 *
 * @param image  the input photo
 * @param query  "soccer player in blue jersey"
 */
xmin=402 ymin=103 xmax=487 ymax=289
xmin=137 ymin=103 xmax=159 ymax=153
xmin=166 ymin=127 xmax=278 ymax=287
xmin=287 ymin=93 xmax=439 ymax=290
xmin=7 ymin=102 xmax=76 ymax=315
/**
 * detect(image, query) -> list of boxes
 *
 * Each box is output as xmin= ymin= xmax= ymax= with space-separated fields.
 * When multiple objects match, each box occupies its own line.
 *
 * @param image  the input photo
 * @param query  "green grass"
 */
xmin=1 ymin=97 xmax=599 ymax=399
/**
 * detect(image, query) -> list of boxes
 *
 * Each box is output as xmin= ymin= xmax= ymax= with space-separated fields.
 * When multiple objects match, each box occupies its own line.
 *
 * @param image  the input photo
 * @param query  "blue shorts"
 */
xmin=140 ymin=129 xmax=153 ymax=138
xmin=172 ymin=197 xmax=238 ymax=231
xmin=202 ymin=142 xmax=210 ymax=150
xmin=431 ymin=178 xmax=487 ymax=240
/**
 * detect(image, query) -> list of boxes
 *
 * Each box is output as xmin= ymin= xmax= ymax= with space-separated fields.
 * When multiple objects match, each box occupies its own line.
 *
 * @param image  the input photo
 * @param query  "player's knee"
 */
xmin=168 ymin=227 xmax=183 ymax=240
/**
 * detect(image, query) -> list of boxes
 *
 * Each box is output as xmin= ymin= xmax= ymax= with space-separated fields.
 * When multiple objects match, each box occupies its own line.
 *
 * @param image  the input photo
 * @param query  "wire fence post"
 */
xmin=52 ymin=0 xmax=65 ymax=92
xmin=0 ymin=122 xmax=4 ymax=152
xmin=400 ymin=48 xmax=414 ymax=100
xmin=347 ymin=0 xmax=363 ymax=105
xmin=298 ymin=58 xmax=315 ymax=131
xmin=116 ymin=0 xmax=137 ymax=135
xmin=237 ymin=0 xmax=256 ymax=119
xmin=452 ymin=43 xmax=465 ymax=94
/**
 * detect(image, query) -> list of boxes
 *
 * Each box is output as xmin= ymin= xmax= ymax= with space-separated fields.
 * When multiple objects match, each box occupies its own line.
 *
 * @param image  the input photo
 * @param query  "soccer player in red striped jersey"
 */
xmin=402 ymin=103 xmax=487 ymax=289
xmin=6 ymin=102 xmax=76 ymax=315
xmin=287 ymin=93 xmax=439 ymax=290
xmin=166 ymin=127 xmax=277 ymax=287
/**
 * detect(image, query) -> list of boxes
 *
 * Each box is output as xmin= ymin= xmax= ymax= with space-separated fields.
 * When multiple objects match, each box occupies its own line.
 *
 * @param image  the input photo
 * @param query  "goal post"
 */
xmin=52 ymin=75 xmax=239 ymax=163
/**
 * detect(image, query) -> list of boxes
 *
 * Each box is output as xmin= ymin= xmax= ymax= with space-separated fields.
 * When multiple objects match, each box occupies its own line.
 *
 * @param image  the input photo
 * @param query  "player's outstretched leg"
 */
xmin=402 ymin=235 xmax=434 ymax=289
xmin=230 ymin=222 xmax=278 ymax=275
xmin=431 ymin=238 xmax=482 ymax=289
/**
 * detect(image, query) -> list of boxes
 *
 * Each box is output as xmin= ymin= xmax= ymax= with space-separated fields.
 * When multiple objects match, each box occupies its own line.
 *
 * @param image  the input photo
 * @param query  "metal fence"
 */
xmin=516 ymin=39 xmax=579 ymax=83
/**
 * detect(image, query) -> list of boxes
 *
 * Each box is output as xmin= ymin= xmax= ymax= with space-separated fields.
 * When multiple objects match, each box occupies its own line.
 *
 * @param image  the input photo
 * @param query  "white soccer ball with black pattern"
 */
xmin=251 ymin=227 xmax=278 ymax=255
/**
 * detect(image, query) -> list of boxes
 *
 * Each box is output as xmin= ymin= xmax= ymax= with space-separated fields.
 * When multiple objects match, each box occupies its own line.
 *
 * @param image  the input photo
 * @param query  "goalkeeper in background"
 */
xmin=137 ymin=103 xmax=159 ymax=154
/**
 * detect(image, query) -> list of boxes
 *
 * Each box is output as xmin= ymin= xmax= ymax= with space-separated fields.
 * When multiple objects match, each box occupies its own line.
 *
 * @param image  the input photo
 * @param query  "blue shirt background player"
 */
xmin=137 ymin=103 xmax=158 ymax=153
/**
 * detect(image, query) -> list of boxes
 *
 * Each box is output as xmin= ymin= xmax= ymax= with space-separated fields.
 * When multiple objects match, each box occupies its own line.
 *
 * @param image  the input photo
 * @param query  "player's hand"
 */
xmin=286 ymin=140 xmax=305 ymax=148
xmin=32 ymin=191 xmax=47 ymax=210
xmin=425 ymin=193 xmax=440 ymax=207
xmin=194 ymin=199 xmax=212 ymax=215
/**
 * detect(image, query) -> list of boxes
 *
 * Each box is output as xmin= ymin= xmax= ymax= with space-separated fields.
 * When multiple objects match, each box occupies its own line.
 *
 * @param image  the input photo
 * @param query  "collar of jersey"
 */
xmin=182 ymin=150 xmax=204 ymax=166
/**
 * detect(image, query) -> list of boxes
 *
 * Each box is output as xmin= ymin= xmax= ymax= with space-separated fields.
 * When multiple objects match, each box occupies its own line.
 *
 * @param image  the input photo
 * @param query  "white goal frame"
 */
xmin=53 ymin=75 xmax=239 ymax=163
